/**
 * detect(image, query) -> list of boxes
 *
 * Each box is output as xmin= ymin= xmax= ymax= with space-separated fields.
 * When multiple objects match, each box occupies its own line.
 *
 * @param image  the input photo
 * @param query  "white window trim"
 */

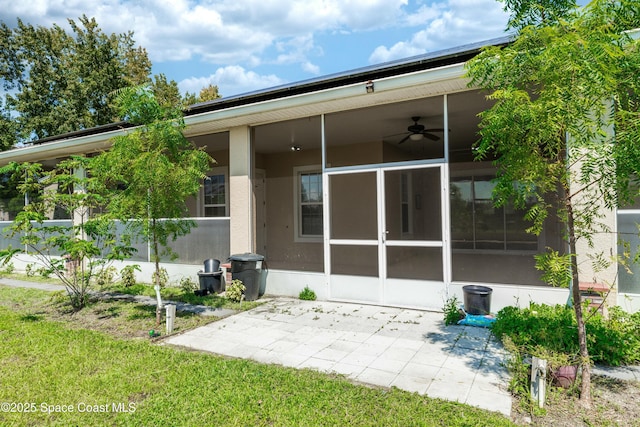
xmin=201 ymin=166 xmax=229 ymax=217
xmin=293 ymin=165 xmax=323 ymax=243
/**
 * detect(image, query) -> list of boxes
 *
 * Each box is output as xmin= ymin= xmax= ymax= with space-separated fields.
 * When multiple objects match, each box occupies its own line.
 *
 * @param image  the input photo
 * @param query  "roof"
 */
xmin=28 ymin=35 xmax=513 ymax=146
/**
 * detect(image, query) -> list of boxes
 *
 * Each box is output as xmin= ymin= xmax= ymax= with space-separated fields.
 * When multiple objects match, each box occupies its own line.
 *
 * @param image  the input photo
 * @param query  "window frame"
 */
xmin=202 ymin=167 xmax=229 ymax=218
xmin=450 ymin=168 xmax=540 ymax=253
xmin=293 ymin=165 xmax=323 ymax=243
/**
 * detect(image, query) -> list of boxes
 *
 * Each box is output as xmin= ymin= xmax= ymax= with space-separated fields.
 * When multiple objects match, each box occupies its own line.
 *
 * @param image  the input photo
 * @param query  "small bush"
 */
xmin=25 ymin=263 xmax=36 ymax=277
xmin=226 ymin=279 xmax=245 ymax=303
xmin=152 ymin=267 xmax=169 ymax=288
xmin=443 ymin=296 xmax=464 ymax=325
xmin=120 ymin=265 xmax=140 ymax=287
xmin=299 ymin=286 xmax=316 ymax=301
xmin=0 ymin=262 xmax=15 ymax=275
xmin=180 ymin=276 xmax=198 ymax=294
xmin=493 ymin=303 xmax=640 ymax=366
xmin=94 ymin=266 xmax=117 ymax=288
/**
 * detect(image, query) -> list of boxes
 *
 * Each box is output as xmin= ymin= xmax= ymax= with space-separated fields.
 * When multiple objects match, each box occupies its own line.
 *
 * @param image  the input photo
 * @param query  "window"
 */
xmin=450 ymin=174 xmax=538 ymax=251
xmin=294 ymin=166 xmax=323 ymax=241
xmin=203 ymin=169 xmax=228 ymax=217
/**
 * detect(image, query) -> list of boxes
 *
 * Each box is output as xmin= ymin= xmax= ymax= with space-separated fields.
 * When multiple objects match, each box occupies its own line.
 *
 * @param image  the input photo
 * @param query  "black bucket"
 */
xmin=198 ymin=271 xmax=223 ymax=294
xmin=204 ymin=258 xmax=220 ymax=273
xmin=462 ymin=285 xmax=493 ymax=315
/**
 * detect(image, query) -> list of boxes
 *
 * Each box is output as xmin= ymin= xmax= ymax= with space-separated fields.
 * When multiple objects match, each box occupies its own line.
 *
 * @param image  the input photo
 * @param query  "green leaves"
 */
xmin=0 ymin=15 xmax=152 ymax=145
xmin=92 ymin=87 xmax=214 ymax=280
xmin=535 ymin=249 xmax=574 ymax=288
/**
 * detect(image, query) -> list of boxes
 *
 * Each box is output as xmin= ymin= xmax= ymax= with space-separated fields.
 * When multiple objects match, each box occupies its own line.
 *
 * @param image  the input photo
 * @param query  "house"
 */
xmin=1 ymin=33 xmax=639 ymax=313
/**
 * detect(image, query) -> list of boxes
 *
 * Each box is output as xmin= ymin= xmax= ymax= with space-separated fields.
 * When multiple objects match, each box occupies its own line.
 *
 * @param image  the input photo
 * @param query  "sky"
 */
xmin=0 ymin=0 xmax=516 ymax=98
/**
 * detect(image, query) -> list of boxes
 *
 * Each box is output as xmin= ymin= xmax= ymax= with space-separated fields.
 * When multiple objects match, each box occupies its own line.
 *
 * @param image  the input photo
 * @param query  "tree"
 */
xmin=467 ymin=0 xmax=640 ymax=405
xmin=500 ymin=0 xmax=577 ymax=30
xmin=183 ymin=84 xmax=221 ymax=107
xmin=0 ymin=157 xmax=135 ymax=309
xmin=91 ymin=85 xmax=214 ymax=324
xmin=0 ymin=15 xmax=151 ymax=146
xmin=150 ymin=73 xmax=183 ymax=110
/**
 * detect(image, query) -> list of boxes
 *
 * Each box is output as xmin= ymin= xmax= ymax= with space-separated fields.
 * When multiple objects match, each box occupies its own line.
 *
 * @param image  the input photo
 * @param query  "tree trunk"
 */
xmin=566 ymin=197 xmax=592 ymax=406
xmin=152 ymin=217 xmax=162 ymax=327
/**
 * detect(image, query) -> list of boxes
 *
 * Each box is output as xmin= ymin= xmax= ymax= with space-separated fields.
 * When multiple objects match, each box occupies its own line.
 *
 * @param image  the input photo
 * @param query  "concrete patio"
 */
xmin=165 ymin=298 xmax=512 ymax=416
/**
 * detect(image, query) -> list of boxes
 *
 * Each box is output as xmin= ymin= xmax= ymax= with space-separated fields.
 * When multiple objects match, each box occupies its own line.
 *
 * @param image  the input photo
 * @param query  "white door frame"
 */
xmin=324 ymin=161 xmax=450 ymax=310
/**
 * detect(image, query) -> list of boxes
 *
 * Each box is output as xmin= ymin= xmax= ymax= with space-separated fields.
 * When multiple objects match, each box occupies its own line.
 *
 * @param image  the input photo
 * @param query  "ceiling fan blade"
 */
xmin=384 ymin=132 xmax=410 ymax=138
xmin=397 ymin=135 xmax=411 ymax=145
xmin=422 ymin=132 xmax=440 ymax=141
xmin=424 ymin=128 xmax=445 ymax=132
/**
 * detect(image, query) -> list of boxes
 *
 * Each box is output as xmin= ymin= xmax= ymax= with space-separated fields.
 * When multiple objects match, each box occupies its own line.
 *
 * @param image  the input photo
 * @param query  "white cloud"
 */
xmin=0 ymin=0 xmax=511 ymax=96
xmin=369 ymin=42 xmax=426 ymax=64
xmin=301 ymin=61 xmax=320 ymax=75
xmin=178 ymin=65 xmax=286 ymax=96
xmin=0 ymin=0 xmax=410 ymax=66
xmin=369 ymin=0 xmax=509 ymax=64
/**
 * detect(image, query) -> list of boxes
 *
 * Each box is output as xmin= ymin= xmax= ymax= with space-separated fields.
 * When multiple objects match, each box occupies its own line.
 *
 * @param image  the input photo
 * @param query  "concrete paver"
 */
xmin=164 ymin=297 xmax=513 ymax=416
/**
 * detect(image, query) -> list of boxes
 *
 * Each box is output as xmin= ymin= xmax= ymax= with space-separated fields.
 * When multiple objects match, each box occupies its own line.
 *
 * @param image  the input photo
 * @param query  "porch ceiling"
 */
xmin=183 ymin=64 xmax=470 ymax=145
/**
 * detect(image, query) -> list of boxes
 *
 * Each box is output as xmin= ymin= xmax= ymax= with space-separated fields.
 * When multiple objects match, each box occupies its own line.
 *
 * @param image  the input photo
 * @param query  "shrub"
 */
xmin=299 ymin=286 xmax=317 ymax=301
xmin=180 ymin=276 xmax=198 ymax=294
xmin=120 ymin=265 xmax=140 ymax=287
xmin=152 ymin=267 xmax=169 ymax=288
xmin=493 ymin=303 xmax=640 ymax=366
xmin=94 ymin=266 xmax=117 ymax=288
xmin=0 ymin=262 xmax=15 ymax=275
xmin=25 ymin=263 xmax=36 ymax=277
xmin=443 ymin=296 xmax=464 ymax=326
xmin=226 ymin=279 xmax=245 ymax=303
xmin=493 ymin=303 xmax=578 ymax=356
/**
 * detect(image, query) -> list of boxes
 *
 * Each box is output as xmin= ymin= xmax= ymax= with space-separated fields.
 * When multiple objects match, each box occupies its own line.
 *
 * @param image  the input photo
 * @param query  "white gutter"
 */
xmin=0 ymin=129 xmax=120 ymax=166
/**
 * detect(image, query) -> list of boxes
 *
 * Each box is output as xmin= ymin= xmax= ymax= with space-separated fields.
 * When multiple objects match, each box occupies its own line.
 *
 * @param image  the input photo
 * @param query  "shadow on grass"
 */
xmin=96 ymin=305 xmax=122 ymax=319
xmin=127 ymin=304 xmax=156 ymax=321
xmin=19 ymin=313 xmax=44 ymax=322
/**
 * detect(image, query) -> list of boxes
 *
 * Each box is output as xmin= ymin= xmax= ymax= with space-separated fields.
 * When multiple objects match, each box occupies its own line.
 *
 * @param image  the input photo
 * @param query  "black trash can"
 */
xmin=229 ymin=253 xmax=265 ymax=301
xmin=462 ymin=285 xmax=493 ymax=315
xmin=198 ymin=271 xmax=223 ymax=294
xmin=197 ymin=258 xmax=223 ymax=294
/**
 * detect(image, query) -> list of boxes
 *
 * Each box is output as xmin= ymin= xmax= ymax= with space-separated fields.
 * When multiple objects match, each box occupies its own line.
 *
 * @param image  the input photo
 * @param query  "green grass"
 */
xmin=0 ymin=287 xmax=515 ymax=426
xmin=104 ymin=283 xmax=262 ymax=311
xmin=0 ymin=272 xmax=261 ymax=311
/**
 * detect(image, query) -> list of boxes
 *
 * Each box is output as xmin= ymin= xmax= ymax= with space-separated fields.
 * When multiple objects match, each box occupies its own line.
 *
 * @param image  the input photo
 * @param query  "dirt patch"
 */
xmin=511 ymin=375 xmax=640 ymax=426
xmin=0 ymin=291 xmax=217 ymax=340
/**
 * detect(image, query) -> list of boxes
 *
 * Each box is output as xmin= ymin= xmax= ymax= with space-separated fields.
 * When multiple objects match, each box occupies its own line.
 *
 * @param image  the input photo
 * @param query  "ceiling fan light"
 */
xmin=409 ymin=133 xmax=423 ymax=141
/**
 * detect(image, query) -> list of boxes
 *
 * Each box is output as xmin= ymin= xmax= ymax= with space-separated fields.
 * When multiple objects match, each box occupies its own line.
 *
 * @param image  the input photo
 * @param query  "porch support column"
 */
xmin=229 ymin=125 xmax=253 ymax=255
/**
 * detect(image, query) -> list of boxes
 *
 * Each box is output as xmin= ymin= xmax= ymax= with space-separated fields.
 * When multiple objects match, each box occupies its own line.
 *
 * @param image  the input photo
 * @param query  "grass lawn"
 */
xmin=0 ymin=285 xmax=514 ymax=426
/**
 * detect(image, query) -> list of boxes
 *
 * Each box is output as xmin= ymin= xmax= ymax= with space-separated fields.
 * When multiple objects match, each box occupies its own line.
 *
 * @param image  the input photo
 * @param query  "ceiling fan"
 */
xmin=388 ymin=116 xmax=445 ymax=144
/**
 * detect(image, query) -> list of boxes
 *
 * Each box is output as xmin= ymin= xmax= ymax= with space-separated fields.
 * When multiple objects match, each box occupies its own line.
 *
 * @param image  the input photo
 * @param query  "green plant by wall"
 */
xmin=0 ymin=262 xmax=14 ymax=275
xmin=225 ymin=279 xmax=245 ymax=303
xmin=0 ymin=158 xmax=135 ymax=309
xmin=25 ymin=263 xmax=36 ymax=277
xmin=152 ymin=267 xmax=169 ymax=288
xmin=120 ymin=265 xmax=140 ymax=287
xmin=443 ymin=296 xmax=464 ymax=326
xmin=94 ymin=266 xmax=117 ymax=288
xmin=299 ymin=286 xmax=316 ymax=301
xmin=493 ymin=303 xmax=640 ymax=367
xmin=179 ymin=276 xmax=198 ymax=294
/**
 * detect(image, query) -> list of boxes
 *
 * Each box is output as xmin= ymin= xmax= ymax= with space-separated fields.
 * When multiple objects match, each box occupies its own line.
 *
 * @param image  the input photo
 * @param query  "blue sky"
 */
xmin=0 ymin=0 xmax=516 ymax=98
